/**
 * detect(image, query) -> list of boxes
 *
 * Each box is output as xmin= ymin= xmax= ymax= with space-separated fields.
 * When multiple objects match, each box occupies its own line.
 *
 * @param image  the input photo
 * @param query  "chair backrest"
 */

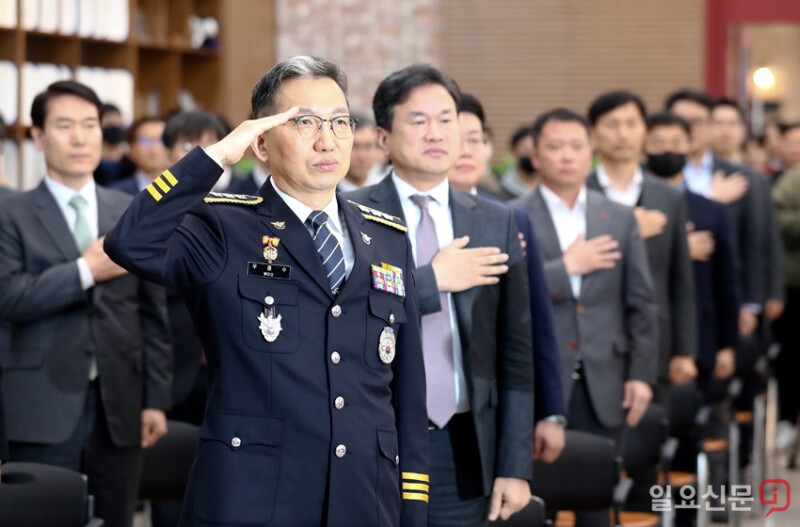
xmin=623 ymin=403 xmax=668 ymax=471
xmin=0 ymin=462 xmax=91 ymax=527
xmin=139 ymin=420 xmax=200 ymax=500
xmin=491 ymin=495 xmax=547 ymax=527
xmin=668 ymin=383 xmax=703 ymax=436
xmin=531 ymin=430 xmax=618 ymax=511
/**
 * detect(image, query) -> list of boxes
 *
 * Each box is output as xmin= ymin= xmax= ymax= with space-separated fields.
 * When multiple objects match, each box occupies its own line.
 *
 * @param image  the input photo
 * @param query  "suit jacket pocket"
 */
xmin=194 ymin=412 xmax=283 ymax=525
xmin=0 ymin=349 xmax=43 ymax=369
xmin=238 ymin=275 xmax=299 ymax=353
xmin=376 ymin=428 xmax=401 ymax=526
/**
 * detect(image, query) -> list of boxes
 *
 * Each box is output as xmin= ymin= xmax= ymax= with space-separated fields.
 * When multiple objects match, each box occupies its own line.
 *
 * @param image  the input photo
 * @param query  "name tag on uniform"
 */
xmin=247 ymin=261 xmax=292 ymax=280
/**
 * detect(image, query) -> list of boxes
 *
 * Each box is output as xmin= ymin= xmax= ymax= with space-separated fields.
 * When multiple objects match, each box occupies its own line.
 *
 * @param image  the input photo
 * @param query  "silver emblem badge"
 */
xmin=378 ymin=327 xmax=396 ymax=364
xmin=361 ymin=232 xmax=372 ymax=245
xmin=258 ymin=307 xmax=282 ymax=342
xmin=271 ymin=221 xmax=286 ymax=230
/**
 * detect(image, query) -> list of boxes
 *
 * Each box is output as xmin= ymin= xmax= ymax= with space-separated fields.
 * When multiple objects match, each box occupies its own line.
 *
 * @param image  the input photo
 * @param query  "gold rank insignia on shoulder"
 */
xmin=347 ymin=200 xmax=407 ymax=232
xmin=203 ymin=192 xmax=264 ymax=206
xmin=146 ymin=169 xmax=179 ymax=202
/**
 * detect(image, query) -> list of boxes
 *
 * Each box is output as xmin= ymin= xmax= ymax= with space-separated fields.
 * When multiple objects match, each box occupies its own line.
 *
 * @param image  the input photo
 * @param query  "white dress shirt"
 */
xmin=269 ymin=177 xmax=354 ymax=278
xmin=391 ymin=172 xmax=469 ymax=413
xmin=540 ymin=184 xmax=588 ymax=298
xmin=134 ymin=170 xmax=152 ymax=192
xmin=596 ymin=163 xmax=644 ymax=207
xmin=43 ymin=175 xmax=97 ymax=290
xmin=682 ymin=150 xmax=714 ymax=198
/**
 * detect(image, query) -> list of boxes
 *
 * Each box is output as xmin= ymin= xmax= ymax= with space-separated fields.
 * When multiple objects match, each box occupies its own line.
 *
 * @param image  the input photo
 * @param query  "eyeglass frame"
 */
xmin=289 ymin=114 xmax=359 ymax=140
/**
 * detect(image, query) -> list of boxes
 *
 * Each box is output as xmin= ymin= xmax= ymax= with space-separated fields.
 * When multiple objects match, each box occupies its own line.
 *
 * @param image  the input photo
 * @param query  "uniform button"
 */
xmin=571 ymin=372 xmax=580 ymax=380
xmin=335 ymin=444 xmax=347 ymax=458
xmin=264 ymin=296 xmax=274 ymax=305
xmin=334 ymin=396 xmax=345 ymax=410
xmin=389 ymin=313 xmax=395 ymax=324
xmin=231 ymin=437 xmax=242 ymax=448
xmin=576 ymin=303 xmax=584 ymax=314
xmin=395 ymin=455 xmax=400 ymax=465
xmin=569 ymin=341 xmax=578 ymax=350
xmin=331 ymin=351 xmax=341 ymax=364
xmin=331 ymin=305 xmax=342 ymax=317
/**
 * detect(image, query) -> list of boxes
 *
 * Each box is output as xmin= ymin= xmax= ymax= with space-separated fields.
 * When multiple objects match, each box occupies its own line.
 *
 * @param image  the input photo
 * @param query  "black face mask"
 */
xmin=518 ymin=156 xmax=534 ymax=174
xmin=646 ymin=152 xmax=686 ymax=178
xmin=102 ymin=126 xmax=125 ymax=145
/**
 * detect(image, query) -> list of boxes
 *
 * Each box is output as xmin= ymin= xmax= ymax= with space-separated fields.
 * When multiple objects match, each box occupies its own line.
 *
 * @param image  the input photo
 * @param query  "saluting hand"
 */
xmin=205 ymin=107 xmax=300 ymax=166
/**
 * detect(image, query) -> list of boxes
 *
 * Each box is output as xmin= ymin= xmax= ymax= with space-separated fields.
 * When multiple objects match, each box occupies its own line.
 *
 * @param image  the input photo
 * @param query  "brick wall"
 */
xmin=275 ymin=0 xmax=443 ymax=116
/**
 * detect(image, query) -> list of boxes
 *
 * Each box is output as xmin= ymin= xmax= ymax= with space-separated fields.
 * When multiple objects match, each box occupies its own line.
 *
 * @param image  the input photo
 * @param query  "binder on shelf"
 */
xmin=59 ymin=0 xmax=79 ymax=36
xmin=20 ymin=63 xmax=73 ymax=127
xmin=39 ymin=0 xmax=60 ymax=33
xmin=0 ymin=61 xmax=18 ymax=126
xmin=78 ymin=0 xmax=96 ymax=38
xmin=22 ymin=139 xmax=46 ymax=191
xmin=0 ymin=0 xmax=17 ymax=29
xmin=76 ymin=67 xmax=134 ymax=126
xmin=21 ymin=0 xmax=39 ymax=31
xmin=1 ymin=140 xmax=20 ymax=190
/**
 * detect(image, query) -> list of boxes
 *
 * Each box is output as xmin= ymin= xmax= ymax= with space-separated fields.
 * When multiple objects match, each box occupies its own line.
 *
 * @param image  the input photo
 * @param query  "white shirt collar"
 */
xmin=43 ymin=174 xmax=96 ymax=209
xmin=539 ymin=183 xmax=587 ymax=213
xmin=391 ymin=171 xmax=450 ymax=210
xmin=595 ymin=163 xmax=643 ymax=191
xmin=269 ymin=176 xmax=343 ymax=234
xmin=134 ymin=170 xmax=152 ymax=192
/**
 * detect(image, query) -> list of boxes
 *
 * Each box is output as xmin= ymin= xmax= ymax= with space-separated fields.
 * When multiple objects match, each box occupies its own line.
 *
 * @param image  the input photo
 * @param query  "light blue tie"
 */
xmin=68 ymin=194 xmax=98 ymax=380
xmin=305 ymin=211 xmax=346 ymax=293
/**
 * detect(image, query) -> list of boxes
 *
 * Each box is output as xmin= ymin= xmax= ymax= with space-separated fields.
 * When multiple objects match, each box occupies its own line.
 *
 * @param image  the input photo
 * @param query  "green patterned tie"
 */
xmin=68 ymin=195 xmax=93 ymax=253
xmin=68 ymin=195 xmax=97 ymax=380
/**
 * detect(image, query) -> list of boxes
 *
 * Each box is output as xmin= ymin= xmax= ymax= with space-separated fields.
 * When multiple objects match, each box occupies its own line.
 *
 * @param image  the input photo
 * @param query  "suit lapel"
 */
xmin=581 ymin=190 xmax=611 ymax=298
xmin=96 ymin=186 xmax=120 ymax=236
xmin=586 ymin=171 xmax=603 ymax=194
xmin=30 ymin=182 xmax=81 ymax=260
xmin=449 ymin=190 xmax=481 ymax=336
xmin=362 ymin=173 xmax=406 ymax=221
xmin=255 ymin=180 xmax=334 ymax=299
xmin=526 ymin=188 xmax=562 ymax=260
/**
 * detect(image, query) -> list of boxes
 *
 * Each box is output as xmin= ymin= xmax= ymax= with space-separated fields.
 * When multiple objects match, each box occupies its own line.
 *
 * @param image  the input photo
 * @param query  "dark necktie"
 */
xmin=305 ymin=210 xmax=346 ymax=293
xmin=409 ymin=194 xmax=456 ymax=428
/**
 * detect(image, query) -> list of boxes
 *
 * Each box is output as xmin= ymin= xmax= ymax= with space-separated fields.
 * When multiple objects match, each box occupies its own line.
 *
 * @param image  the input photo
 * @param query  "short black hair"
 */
xmin=126 ymin=117 xmax=165 ymax=143
xmin=587 ymin=90 xmax=647 ymax=126
xmin=162 ymin=111 xmax=228 ymax=149
xmin=531 ymin=108 xmax=590 ymax=146
xmin=372 ymin=64 xmax=461 ymax=131
xmin=664 ymin=89 xmax=714 ymax=112
xmin=458 ymin=93 xmax=486 ymax=131
xmin=646 ymin=112 xmax=691 ymax=137
xmin=102 ymin=103 xmax=121 ymax=115
xmin=30 ymin=80 xmax=103 ymax=129
xmin=510 ymin=125 xmax=532 ymax=149
xmin=745 ymin=134 xmax=766 ymax=147
xmin=712 ymin=98 xmax=745 ymax=121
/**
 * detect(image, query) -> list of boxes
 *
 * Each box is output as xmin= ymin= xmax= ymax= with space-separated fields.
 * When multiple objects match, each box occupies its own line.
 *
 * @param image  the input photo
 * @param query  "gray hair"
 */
xmin=250 ymin=56 xmax=348 ymax=119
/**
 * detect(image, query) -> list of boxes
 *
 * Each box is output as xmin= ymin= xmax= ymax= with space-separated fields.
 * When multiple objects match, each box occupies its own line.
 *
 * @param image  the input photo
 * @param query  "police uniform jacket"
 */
xmin=104 ymin=148 xmax=429 ymax=527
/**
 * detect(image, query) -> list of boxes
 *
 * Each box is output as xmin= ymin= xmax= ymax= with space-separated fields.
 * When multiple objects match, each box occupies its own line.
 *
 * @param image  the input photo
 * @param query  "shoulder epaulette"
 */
xmin=204 ymin=192 xmax=263 ymax=206
xmin=347 ymin=200 xmax=407 ymax=232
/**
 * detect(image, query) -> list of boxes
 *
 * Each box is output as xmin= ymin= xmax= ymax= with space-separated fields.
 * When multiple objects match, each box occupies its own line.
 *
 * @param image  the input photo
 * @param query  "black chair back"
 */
xmin=0 ymin=462 xmax=98 ymax=527
xmin=139 ymin=420 xmax=200 ymax=500
xmin=668 ymin=383 xmax=703 ymax=436
xmin=623 ymin=403 xmax=668 ymax=471
xmin=531 ymin=430 xmax=618 ymax=511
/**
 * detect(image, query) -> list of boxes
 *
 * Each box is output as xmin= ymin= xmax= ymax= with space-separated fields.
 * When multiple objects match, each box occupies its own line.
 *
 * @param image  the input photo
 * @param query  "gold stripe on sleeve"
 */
xmin=163 ymin=169 xmax=178 ymax=186
xmin=146 ymin=185 xmax=162 ymax=202
xmin=154 ymin=176 xmax=170 ymax=193
xmin=402 ymin=482 xmax=429 ymax=492
xmin=401 ymin=472 xmax=430 ymax=483
xmin=402 ymin=492 xmax=429 ymax=502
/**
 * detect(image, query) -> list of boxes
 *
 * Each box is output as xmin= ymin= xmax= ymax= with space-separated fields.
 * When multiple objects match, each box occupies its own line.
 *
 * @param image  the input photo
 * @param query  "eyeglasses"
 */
xmin=291 ymin=115 xmax=358 ymax=140
xmin=136 ymin=137 xmax=164 ymax=147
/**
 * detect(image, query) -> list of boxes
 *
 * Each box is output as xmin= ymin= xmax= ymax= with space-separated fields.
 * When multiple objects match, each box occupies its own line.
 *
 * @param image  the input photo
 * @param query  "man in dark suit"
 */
xmin=0 ymin=81 xmax=172 ymax=527
xmin=586 ymin=91 xmax=697 ymax=400
xmin=105 ymin=57 xmax=429 ymax=527
xmin=109 ymin=117 xmax=168 ymax=195
xmin=513 ymin=108 xmax=657 ymax=527
xmin=448 ymin=93 xmax=566 ymax=463
xmin=666 ymin=90 xmax=762 ymax=339
xmin=347 ymin=65 xmax=534 ymax=526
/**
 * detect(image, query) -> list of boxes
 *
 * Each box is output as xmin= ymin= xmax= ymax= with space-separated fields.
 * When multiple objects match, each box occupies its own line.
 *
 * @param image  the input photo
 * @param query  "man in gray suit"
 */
xmin=0 ymin=81 xmax=172 ymax=527
xmin=586 ymin=91 xmax=697 ymax=399
xmin=513 ymin=108 xmax=657 ymax=526
xmin=347 ymin=64 xmax=534 ymax=526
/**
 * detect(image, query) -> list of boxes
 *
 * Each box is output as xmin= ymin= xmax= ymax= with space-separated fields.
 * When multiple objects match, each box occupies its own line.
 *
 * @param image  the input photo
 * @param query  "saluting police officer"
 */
xmin=105 ymin=56 xmax=429 ymax=527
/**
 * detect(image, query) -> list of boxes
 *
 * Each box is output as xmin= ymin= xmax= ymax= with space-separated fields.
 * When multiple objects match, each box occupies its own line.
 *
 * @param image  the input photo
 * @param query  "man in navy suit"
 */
xmin=447 ymin=93 xmax=566 ymax=462
xmin=643 ymin=112 xmax=739 ymax=388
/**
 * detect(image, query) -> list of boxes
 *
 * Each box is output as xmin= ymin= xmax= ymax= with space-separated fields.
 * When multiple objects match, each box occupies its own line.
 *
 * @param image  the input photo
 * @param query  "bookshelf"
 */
xmin=0 ymin=0 xmax=276 ymax=188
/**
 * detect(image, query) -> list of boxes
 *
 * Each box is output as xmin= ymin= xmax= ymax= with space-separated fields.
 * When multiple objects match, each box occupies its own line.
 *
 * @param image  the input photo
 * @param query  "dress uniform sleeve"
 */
xmin=138 ymin=278 xmax=173 ymax=410
xmin=104 ymin=147 xmax=227 ymax=292
xmin=393 ymin=234 xmax=430 ymax=526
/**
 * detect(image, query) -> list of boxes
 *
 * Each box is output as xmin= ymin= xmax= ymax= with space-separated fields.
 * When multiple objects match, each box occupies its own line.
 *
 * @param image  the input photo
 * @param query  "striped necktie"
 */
xmin=305 ymin=210 xmax=346 ymax=293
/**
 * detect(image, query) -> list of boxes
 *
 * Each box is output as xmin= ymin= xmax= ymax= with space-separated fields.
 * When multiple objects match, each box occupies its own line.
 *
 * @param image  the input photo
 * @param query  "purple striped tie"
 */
xmin=409 ymin=194 xmax=457 ymax=428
